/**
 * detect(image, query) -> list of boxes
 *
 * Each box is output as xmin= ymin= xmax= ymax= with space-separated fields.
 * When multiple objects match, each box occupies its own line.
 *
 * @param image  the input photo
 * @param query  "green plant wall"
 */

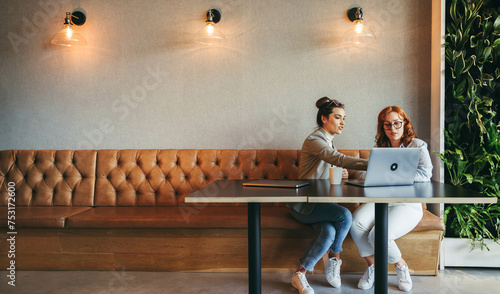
xmin=439 ymin=0 xmax=500 ymax=249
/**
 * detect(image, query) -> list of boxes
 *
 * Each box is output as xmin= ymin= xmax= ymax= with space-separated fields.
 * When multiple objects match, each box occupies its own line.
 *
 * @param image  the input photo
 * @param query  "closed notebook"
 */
xmin=243 ymin=180 xmax=310 ymax=188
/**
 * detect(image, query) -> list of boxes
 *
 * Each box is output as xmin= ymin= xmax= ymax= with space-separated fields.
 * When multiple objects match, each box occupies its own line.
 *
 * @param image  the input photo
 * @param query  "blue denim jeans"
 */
xmin=291 ymin=203 xmax=353 ymax=271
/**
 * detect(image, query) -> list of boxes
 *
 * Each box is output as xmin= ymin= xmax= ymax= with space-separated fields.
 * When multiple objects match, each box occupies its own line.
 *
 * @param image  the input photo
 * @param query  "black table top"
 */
xmin=185 ymin=179 xmax=496 ymax=204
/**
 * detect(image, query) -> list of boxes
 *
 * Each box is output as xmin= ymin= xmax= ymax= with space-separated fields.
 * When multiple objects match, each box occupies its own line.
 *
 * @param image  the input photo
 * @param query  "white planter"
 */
xmin=443 ymin=237 xmax=500 ymax=267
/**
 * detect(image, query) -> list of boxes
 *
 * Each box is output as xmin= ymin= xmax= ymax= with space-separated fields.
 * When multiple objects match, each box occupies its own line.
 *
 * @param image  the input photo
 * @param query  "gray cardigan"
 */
xmin=289 ymin=128 xmax=368 ymax=215
xmin=393 ymin=138 xmax=433 ymax=182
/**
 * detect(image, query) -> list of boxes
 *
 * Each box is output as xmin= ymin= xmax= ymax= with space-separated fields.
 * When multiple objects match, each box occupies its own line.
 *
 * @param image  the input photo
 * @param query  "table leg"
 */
xmin=375 ymin=203 xmax=388 ymax=294
xmin=248 ymin=203 xmax=261 ymax=294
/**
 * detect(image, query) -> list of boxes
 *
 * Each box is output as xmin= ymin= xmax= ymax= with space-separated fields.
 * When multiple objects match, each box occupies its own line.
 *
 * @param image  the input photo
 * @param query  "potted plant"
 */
xmin=436 ymin=0 xmax=500 ymax=257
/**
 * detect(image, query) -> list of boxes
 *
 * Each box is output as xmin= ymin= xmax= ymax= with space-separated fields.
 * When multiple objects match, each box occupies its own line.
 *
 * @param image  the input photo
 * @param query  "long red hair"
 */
xmin=375 ymin=106 xmax=417 ymax=147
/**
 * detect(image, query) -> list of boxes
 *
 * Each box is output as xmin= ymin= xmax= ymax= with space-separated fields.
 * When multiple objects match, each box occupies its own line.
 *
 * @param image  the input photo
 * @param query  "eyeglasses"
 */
xmin=383 ymin=121 xmax=403 ymax=130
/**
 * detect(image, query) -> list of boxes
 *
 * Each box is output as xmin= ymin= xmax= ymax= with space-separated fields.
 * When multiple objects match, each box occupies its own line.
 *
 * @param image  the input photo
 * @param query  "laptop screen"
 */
xmin=346 ymin=148 xmax=420 ymax=187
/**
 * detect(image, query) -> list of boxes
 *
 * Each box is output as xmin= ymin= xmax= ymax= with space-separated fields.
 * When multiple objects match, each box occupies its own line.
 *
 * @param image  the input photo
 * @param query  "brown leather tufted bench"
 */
xmin=0 ymin=149 xmax=444 ymax=274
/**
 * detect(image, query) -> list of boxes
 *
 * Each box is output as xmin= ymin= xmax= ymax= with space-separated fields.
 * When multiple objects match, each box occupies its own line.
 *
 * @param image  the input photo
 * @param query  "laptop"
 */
xmin=344 ymin=148 xmax=420 ymax=187
xmin=243 ymin=180 xmax=310 ymax=188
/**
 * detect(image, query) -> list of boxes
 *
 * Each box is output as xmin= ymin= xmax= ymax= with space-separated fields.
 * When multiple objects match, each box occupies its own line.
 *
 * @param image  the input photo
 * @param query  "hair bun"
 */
xmin=316 ymin=97 xmax=331 ymax=109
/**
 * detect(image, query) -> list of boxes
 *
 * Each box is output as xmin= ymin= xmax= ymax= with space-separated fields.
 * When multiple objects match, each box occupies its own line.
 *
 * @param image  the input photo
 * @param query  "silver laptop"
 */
xmin=344 ymin=148 xmax=420 ymax=187
xmin=243 ymin=180 xmax=310 ymax=188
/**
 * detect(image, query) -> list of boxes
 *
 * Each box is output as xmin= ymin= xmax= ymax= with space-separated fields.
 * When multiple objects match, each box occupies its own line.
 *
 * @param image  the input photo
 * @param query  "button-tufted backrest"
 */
xmin=0 ymin=149 xmax=368 ymax=207
xmin=94 ymin=150 xmax=301 ymax=206
xmin=0 ymin=150 xmax=97 ymax=206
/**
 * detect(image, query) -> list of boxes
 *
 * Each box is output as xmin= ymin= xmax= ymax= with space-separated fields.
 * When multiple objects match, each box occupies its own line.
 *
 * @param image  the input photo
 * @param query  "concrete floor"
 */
xmin=1 ymin=268 xmax=499 ymax=294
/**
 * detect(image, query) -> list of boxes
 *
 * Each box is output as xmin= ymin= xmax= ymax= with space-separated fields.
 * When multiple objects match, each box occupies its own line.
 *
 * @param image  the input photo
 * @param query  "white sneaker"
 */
xmin=396 ymin=263 xmax=414 ymax=292
xmin=292 ymin=272 xmax=314 ymax=294
xmin=324 ymin=257 xmax=342 ymax=288
xmin=358 ymin=265 xmax=375 ymax=290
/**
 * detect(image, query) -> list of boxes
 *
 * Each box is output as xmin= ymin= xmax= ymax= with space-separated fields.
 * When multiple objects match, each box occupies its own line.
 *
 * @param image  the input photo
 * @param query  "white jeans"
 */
xmin=350 ymin=203 xmax=423 ymax=264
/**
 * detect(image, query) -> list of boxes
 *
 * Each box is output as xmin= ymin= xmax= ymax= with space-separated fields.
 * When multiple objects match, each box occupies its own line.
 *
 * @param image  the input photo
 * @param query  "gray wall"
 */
xmin=0 ymin=0 xmax=432 ymax=151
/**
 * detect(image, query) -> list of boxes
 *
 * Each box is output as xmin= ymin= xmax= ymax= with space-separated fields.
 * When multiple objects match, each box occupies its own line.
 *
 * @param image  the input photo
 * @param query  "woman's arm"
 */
xmin=411 ymin=139 xmax=433 ymax=182
xmin=306 ymin=134 xmax=368 ymax=170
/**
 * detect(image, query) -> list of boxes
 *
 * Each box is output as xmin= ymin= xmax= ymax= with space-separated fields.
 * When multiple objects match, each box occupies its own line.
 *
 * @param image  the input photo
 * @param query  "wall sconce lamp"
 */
xmin=51 ymin=9 xmax=87 ymax=47
xmin=194 ymin=9 xmax=226 ymax=45
xmin=343 ymin=7 xmax=375 ymax=45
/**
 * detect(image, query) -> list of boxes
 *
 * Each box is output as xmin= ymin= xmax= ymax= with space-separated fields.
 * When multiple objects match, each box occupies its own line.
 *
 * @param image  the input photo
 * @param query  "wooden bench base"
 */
xmin=0 ymin=228 xmax=441 ymax=275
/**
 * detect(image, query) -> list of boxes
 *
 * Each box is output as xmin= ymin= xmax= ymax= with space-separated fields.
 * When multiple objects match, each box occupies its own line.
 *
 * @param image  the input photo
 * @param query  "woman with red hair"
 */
xmin=350 ymin=106 xmax=432 ymax=292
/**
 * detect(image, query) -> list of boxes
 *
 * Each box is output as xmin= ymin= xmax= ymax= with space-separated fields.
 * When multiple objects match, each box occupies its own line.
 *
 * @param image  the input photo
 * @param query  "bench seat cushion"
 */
xmin=65 ymin=206 xmax=310 ymax=229
xmin=65 ymin=206 xmax=444 ymax=231
xmin=0 ymin=206 xmax=92 ymax=228
xmin=414 ymin=209 xmax=445 ymax=231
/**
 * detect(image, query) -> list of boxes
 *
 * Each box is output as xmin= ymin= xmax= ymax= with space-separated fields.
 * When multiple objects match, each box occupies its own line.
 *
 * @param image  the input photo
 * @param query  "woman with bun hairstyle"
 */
xmin=350 ymin=106 xmax=432 ymax=292
xmin=290 ymin=97 xmax=368 ymax=294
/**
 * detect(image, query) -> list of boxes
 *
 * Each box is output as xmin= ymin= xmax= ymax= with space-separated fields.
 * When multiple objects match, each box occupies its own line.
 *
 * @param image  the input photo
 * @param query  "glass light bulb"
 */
xmin=354 ymin=21 xmax=364 ymax=34
xmin=206 ymin=24 xmax=215 ymax=35
xmin=64 ymin=26 xmax=74 ymax=39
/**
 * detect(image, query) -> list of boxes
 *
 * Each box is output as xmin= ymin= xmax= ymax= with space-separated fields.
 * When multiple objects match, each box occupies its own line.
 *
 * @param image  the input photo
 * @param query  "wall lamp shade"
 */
xmin=343 ymin=7 xmax=375 ymax=45
xmin=194 ymin=9 xmax=226 ymax=45
xmin=51 ymin=10 xmax=87 ymax=47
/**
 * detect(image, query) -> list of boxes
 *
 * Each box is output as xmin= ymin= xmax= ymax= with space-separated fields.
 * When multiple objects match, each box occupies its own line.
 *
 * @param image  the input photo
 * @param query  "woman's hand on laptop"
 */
xmin=342 ymin=168 xmax=349 ymax=179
